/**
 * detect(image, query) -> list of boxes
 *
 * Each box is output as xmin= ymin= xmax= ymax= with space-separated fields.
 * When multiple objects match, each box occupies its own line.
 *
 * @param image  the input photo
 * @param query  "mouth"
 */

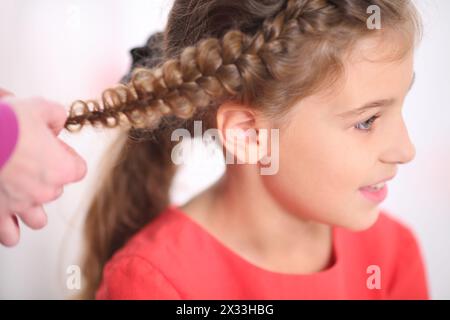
xmin=359 ymin=183 xmax=388 ymax=203
xmin=358 ymin=175 xmax=395 ymax=203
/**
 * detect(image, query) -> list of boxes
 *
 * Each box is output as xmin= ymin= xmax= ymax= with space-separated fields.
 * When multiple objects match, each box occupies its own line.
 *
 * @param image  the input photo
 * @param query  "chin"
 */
xmin=343 ymin=206 xmax=381 ymax=232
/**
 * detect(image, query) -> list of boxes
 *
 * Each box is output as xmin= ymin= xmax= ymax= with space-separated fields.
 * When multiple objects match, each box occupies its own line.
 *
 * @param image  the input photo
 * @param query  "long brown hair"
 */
xmin=66 ymin=0 xmax=422 ymax=299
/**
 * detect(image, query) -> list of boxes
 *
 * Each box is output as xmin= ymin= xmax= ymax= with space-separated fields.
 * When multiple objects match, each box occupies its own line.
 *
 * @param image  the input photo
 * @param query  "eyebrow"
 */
xmin=337 ymin=72 xmax=416 ymax=118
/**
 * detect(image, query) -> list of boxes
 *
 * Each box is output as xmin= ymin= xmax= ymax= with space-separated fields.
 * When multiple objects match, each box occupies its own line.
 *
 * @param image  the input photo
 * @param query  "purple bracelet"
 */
xmin=0 ymin=101 xmax=19 ymax=170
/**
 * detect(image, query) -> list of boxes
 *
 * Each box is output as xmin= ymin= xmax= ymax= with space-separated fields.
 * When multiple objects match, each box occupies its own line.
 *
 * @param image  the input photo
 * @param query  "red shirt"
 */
xmin=96 ymin=205 xmax=429 ymax=299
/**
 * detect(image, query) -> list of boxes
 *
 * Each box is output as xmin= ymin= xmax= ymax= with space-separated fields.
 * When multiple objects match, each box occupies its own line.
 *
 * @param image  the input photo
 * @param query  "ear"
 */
xmin=216 ymin=102 xmax=269 ymax=164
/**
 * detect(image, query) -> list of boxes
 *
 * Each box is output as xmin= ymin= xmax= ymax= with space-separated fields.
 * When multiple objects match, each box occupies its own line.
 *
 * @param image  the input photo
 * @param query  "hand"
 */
xmin=0 ymin=93 xmax=87 ymax=247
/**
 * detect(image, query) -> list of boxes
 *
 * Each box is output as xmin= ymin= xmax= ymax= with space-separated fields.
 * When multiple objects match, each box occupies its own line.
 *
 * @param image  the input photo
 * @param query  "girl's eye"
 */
xmin=354 ymin=114 xmax=380 ymax=132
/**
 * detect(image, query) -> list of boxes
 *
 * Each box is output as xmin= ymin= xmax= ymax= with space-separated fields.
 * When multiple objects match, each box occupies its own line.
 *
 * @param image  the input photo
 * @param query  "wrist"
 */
xmin=0 ymin=101 xmax=19 ymax=170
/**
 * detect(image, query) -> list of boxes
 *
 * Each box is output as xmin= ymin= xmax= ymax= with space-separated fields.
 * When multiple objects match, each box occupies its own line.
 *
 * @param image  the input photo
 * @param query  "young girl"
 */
xmin=66 ymin=0 xmax=428 ymax=299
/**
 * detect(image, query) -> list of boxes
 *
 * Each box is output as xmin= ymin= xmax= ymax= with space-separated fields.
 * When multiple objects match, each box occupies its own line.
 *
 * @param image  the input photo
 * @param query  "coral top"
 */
xmin=96 ymin=205 xmax=429 ymax=299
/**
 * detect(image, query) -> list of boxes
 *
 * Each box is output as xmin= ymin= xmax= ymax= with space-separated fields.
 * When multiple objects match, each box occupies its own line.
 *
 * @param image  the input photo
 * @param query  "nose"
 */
xmin=380 ymin=115 xmax=416 ymax=165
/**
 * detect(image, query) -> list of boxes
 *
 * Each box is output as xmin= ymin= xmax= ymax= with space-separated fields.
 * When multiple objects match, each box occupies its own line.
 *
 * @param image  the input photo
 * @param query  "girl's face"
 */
xmin=262 ymin=37 xmax=416 ymax=231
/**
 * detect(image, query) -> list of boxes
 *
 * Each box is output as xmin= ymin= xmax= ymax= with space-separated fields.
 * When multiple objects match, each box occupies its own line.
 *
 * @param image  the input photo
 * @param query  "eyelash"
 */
xmin=354 ymin=114 xmax=380 ymax=132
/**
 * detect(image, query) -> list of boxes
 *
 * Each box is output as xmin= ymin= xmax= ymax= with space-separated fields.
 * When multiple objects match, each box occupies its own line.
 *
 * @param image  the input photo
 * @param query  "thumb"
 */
xmin=55 ymin=139 xmax=88 ymax=184
xmin=37 ymin=99 xmax=69 ymax=136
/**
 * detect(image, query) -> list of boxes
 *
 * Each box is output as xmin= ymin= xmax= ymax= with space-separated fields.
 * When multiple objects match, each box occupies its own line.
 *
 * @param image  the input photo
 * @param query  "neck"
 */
xmin=199 ymin=164 xmax=334 ymax=273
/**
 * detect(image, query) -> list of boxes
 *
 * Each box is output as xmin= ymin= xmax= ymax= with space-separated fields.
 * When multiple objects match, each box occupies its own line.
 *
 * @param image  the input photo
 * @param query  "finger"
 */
xmin=54 ymin=140 xmax=87 ymax=184
xmin=0 ymin=214 xmax=20 ymax=247
xmin=36 ymin=99 xmax=69 ymax=135
xmin=32 ymin=186 xmax=64 ymax=204
xmin=0 ymin=88 xmax=14 ymax=98
xmin=17 ymin=205 xmax=48 ymax=230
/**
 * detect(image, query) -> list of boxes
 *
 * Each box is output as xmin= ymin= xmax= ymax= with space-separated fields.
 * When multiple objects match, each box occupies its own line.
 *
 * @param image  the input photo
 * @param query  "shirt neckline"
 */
xmin=167 ymin=204 xmax=342 ymax=279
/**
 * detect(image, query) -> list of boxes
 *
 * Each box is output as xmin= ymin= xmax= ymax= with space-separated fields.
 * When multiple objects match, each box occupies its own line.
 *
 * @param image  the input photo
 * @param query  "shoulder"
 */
xmin=96 ymin=206 xmax=189 ymax=299
xmin=96 ymin=254 xmax=182 ymax=299
xmin=109 ymin=205 xmax=199 ymax=263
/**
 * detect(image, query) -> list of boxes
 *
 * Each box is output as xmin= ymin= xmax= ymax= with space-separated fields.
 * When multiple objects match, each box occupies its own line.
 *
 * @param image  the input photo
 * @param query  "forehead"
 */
xmin=280 ymin=35 xmax=415 ymax=125
xmin=315 ymin=36 xmax=415 ymax=113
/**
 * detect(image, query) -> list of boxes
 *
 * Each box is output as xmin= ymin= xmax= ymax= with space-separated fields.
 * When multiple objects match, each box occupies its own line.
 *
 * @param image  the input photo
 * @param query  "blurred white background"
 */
xmin=0 ymin=0 xmax=449 ymax=299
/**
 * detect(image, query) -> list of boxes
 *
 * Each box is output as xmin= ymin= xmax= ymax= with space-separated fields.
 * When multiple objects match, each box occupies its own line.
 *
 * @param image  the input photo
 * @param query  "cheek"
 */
xmin=280 ymin=125 xmax=362 ymax=191
xmin=261 ymin=124 xmax=374 ymax=226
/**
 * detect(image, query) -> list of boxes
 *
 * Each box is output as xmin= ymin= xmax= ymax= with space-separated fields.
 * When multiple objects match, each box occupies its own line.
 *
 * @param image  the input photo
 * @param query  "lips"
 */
xmin=359 ymin=174 xmax=395 ymax=203
xmin=361 ymin=175 xmax=396 ymax=189
xmin=360 ymin=184 xmax=388 ymax=203
xmin=360 ymin=181 xmax=385 ymax=192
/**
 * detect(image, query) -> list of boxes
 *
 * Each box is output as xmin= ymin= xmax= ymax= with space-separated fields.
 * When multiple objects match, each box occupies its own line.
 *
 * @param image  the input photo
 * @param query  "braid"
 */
xmin=64 ymin=0 xmax=338 ymax=132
